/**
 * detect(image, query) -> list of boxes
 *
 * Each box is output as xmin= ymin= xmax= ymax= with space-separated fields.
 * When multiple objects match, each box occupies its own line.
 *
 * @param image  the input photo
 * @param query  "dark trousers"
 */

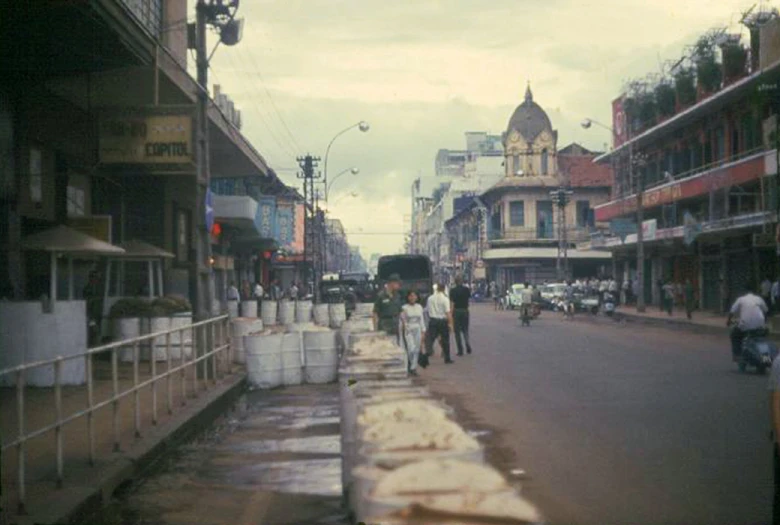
xmin=425 ymin=318 xmax=451 ymax=361
xmin=775 ymin=444 xmax=780 ymax=525
xmin=730 ymin=326 xmax=745 ymax=358
xmin=453 ymin=309 xmax=472 ymax=355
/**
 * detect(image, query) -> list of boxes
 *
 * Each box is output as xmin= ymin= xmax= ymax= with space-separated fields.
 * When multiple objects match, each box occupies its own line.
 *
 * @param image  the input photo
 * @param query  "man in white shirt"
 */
xmin=424 ymin=283 xmax=454 ymax=364
xmin=253 ymin=281 xmax=264 ymax=311
xmin=227 ymin=281 xmax=240 ymax=303
xmin=519 ymin=283 xmax=534 ymax=326
xmin=727 ymin=285 xmax=768 ymax=361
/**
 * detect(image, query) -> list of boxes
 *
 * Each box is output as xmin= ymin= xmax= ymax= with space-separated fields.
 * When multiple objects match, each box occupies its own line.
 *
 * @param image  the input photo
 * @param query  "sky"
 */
xmin=202 ymin=0 xmax=766 ymax=260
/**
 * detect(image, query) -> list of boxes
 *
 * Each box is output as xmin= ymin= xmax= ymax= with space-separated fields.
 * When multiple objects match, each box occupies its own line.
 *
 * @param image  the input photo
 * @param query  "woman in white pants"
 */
xmin=400 ymin=290 xmax=425 ymax=376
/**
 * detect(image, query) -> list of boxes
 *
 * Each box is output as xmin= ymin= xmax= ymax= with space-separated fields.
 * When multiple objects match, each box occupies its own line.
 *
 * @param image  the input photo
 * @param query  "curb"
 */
xmin=11 ymin=373 xmax=247 ymax=525
xmin=579 ymin=310 xmax=780 ymax=342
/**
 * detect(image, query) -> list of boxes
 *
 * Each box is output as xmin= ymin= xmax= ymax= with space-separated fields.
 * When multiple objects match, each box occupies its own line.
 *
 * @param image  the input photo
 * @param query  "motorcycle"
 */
xmin=602 ymin=292 xmax=616 ymax=317
xmin=732 ymin=326 xmax=778 ymax=374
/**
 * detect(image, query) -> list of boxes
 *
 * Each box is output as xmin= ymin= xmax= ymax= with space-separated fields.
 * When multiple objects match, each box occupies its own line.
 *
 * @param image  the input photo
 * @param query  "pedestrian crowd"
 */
xmin=373 ymin=273 xmax=474 ymax=376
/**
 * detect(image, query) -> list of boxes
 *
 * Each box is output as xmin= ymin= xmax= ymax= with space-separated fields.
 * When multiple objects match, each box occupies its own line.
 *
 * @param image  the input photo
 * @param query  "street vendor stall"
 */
xmin=0 ymin=225 xmax=125 ymax=386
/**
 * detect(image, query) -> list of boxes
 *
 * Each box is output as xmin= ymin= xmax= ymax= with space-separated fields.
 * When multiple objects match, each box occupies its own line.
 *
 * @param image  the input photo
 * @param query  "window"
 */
xmin=512 ymin=154 xmax=521 ymax=175
xmin=541 ymin=149 xmax=549 ymax=175
xmin=509 ymin=201 xmax=525 ymax=226
xmin=536 ymin=200 xmax=553 ymax=239
xmin=66 ymin=186 xmax=85 ymax=217
xmin=576 ymin=200 xmax=590 ymax=228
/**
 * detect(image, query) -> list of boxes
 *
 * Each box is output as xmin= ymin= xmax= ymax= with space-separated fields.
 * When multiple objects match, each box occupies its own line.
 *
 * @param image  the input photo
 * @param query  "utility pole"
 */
xmin=297 ymin=155 xmax=321 ymax=301
xmin=551 ymin=187 xmax=573 ymax=281
xmin=193 ymin=0 xmax=213 ymax=321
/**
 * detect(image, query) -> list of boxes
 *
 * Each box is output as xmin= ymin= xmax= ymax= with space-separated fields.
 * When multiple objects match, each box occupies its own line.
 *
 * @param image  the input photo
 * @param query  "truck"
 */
xmin=376 ymin=254 xmax=434 ymax=304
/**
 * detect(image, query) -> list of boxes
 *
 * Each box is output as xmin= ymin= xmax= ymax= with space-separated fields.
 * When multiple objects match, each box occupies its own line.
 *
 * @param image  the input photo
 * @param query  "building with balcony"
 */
xmin=0 ymin=1 xmax=282 ymax=316
xmin=444 ymin=87 xmax=612 ymax=288
xmin=588 ymin=13 xmax=780 ymax=312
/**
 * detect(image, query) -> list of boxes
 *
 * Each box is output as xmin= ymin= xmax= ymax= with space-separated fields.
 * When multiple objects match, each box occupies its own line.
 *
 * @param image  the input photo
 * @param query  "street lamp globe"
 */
xmin=350 ymin=167 xmax=360 ymax=175
xmin=580 ymin=118 xmax=593 ymax=129
xmin=358 ymin=121 xmax=370 ymax=132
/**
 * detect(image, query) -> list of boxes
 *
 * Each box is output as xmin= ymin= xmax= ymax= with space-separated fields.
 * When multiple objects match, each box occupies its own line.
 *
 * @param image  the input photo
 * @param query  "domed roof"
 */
xmin=506 ymin=84 xmax=553 ymax=142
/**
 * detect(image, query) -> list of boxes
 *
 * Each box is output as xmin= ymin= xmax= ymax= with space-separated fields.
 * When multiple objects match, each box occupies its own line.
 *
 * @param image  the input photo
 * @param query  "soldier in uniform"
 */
xmin=373 ymin=273 xmax=403 ymax=338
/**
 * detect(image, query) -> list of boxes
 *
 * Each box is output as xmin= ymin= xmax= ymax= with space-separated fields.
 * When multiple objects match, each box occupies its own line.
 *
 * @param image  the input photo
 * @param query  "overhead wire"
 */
xmin=232 ymin=41 xmax=304 ymax=153
xmin=216 ymin=49 xmax=300 ymax=162
xmin=227 ymin=47 xmax=301 ymax=160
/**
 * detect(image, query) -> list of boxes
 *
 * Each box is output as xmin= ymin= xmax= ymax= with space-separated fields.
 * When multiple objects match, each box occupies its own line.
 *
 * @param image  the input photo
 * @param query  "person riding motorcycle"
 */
xmin=727 ymin=284 xmax=769 ymax=362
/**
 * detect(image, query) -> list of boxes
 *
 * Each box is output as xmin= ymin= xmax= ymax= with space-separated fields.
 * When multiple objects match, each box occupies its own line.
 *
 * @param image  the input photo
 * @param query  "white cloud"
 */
xmin=204 ymin=0 xmax=761 ymax=257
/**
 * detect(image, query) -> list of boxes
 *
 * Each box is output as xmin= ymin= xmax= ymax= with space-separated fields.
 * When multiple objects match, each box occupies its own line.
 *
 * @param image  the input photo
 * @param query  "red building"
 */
xmin=590 ymin=15 xmax=780 ymax=312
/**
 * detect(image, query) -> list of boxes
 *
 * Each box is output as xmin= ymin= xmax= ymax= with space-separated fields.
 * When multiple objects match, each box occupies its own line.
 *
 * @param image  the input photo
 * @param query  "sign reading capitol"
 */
xmin=98 ymin=114 xmax=193 ymax=164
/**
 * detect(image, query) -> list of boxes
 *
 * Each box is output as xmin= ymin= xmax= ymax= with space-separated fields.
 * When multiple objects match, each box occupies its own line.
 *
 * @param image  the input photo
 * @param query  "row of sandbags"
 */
xmin=231 ymin=318 xmax=338 ymax=389
xmin=338 ymin=332 xmax=543 ymax=525
xmin=229 ymin=299 xmax=352 ymax=329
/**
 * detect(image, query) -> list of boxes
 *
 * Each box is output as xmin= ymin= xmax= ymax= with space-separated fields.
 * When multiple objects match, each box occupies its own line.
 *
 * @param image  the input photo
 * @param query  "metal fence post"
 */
xmin=133 ymin=342 xmax=141 ymax=438
xmin=209 ymin=321 xmax=217 ymax=384
xmin=194 ymin=325 xmax=201 ymax=395
xmin=112 ymin=348 xmax=120 ymax=452
xmin=54 ymin=358 xmax=63 ymax=488
xmin=86 ymin=352 xmax=95 ymax=466
xmin=16 ymin=369 xmax=26 ymax=515
xmin=168 ymin=329 xmax=176 ymax=415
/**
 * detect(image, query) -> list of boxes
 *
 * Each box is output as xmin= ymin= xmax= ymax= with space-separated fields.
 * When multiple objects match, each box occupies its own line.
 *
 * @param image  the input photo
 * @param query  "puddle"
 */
xmin=219 ymin=435 xmax=341 ymax=455
xmin=204 ymin=457 xmax=343 ymax=497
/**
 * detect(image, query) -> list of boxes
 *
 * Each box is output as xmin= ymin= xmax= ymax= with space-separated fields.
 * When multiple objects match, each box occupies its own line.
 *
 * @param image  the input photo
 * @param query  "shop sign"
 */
xmin=609 ymin=218 xmax=636 ymax=242
xmin=255 ymin=196 xmax=276 ymax=239
xmin=642 ymin=219 xmax=657 ymax=241
xmin=99 ymin=114 xmax=193 ymax=164
xmin=683 ymin=211 xmax=702 ymax=246
xmin=67 ymin=215 xmax=112 ymax=243
xmin=275 ymin=202 xmax=294 ymax=250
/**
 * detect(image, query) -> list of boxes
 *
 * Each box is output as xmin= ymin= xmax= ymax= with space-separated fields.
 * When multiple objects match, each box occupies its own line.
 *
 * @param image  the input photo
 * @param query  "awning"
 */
xmin=483 ymin=247 xmax=612 ymax=261
xmin=22 ymin=225 xmax=125 ymax=256
xmin=117 ymin=239 xmax=174 ymax=259
xmin=213 ymin=195 xmax=259 ymax=233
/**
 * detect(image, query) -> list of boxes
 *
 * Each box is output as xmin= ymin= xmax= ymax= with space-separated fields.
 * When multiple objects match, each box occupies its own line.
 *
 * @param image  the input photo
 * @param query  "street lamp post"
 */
xmin=582 ymin=116 xmax=646 ymax=311
xmin=326 ymin=167 xmax=360 ymax=203
xmin=323 ymin=121 xmax=370 ymax=205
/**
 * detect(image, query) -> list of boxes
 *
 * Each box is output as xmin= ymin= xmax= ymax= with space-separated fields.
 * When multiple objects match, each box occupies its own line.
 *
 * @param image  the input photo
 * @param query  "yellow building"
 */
xmin=445 ymin=84 xmax=613 ymax=287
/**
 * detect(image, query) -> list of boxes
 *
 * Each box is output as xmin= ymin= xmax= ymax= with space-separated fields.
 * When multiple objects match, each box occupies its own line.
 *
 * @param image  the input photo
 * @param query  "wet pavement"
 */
xmin=83 ymin=384 xmax=349 ymax=525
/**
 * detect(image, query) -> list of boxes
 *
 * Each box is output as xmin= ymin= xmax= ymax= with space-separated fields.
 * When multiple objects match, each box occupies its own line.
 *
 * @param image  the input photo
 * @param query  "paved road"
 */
xmin=418 ymin=304 xmax=774 ymax=525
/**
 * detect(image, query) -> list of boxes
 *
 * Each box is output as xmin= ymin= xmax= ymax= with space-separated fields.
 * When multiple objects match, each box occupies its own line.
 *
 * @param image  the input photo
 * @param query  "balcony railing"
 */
xmin=489 ymin=226 xmax=592 ymax=243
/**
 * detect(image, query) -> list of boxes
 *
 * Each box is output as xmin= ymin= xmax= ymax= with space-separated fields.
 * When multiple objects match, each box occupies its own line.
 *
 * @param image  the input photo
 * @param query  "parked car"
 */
xmin=507 ymin=284 xmax=526 ymax=310
xmin=540 ymin=283 xmax=567 ymax=310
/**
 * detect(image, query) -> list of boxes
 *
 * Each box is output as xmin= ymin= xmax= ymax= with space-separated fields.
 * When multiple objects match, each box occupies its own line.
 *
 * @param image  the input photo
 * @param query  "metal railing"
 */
xmin=0 ymin=315 xmax=231 ymax=515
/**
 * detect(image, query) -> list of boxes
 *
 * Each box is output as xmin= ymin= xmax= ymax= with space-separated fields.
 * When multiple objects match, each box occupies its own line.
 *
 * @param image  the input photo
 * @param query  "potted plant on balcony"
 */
xmin=110 ymin=297 xmax=152 ymax=361
xmin=674 ymin=66 xmax=697 ymax=108
xmin=654 ymin=80 xmax=676 ymax=119
xmin=694 ymin=36 xmax=721 ymax=98
xmin=721 ymin=39 xmax=747 ymax=84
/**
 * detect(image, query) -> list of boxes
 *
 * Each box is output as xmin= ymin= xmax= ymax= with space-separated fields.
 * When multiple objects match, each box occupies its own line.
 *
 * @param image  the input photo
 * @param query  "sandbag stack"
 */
xmin=338 ymin=333 xmax=543 ymax=525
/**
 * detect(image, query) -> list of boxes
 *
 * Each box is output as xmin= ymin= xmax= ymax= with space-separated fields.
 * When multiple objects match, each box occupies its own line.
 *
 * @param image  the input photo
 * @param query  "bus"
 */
xmin=376 ymin=254 xmax=434 ymax=304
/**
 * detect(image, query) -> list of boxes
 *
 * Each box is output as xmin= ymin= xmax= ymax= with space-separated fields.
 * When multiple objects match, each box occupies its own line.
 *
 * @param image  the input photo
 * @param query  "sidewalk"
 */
xmin=602 ymin=303 xmax=780 ymax=340
xmin=1 ymin=357 xmax=246 ymax=525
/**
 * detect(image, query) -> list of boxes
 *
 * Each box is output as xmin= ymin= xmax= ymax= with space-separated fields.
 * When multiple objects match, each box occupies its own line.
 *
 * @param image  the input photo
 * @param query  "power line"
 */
xmin=233 ymin=41 xmax=304 ymax=153
xmin=216 ymin=50 xmax=299 ymax=162
xmin=226 ymin=47 xmax=301 ymax=159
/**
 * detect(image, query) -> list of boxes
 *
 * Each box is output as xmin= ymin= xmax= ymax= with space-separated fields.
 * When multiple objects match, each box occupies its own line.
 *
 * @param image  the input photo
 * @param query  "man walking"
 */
xmin=253 ymin=281 xmax=264 ymax=311
xmin=520 ymin=283 xmax=534 ymax=326
xmin=425 ymin=283 xmax=454 ymax=364
xmin=662 ymin=279 xmax=675 ymax=316
xmin=684 ymin=279 xmax=695 ymax=320
xmin=373 ymin=274 xmax=402 ymax=338
xmin=450 ymin=274 xmax=473 ymax=356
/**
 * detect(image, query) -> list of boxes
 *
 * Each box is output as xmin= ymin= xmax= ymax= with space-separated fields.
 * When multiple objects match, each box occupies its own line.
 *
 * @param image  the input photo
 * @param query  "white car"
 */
xmin=507 ymin=284 xmax=528 ymax=309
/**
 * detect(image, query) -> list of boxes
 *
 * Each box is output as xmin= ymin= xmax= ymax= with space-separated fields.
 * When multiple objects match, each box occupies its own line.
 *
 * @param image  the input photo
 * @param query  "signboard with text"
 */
xmin=255 ymin=196 xmax=277 ymax=239
xmin=609 ymin=218 xmax=636 ymax=241
xmin=612 ymin=95 xmax=627 ymax=148
xmin=99 ymin=114 xmax=193 ymax=164
xmin=642 ymin=219 xmax=657 ymax=241
xmin=292 ymin=203 xmax=305 ymax=253
xmin=275 ymin=201 xmax=295 ymax=250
